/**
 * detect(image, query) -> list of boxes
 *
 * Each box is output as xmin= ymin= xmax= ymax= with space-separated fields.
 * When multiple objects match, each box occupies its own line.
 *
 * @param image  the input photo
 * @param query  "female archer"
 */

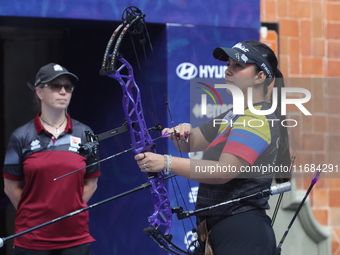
xmin=135 ymin=40 xmax=291 ymax=255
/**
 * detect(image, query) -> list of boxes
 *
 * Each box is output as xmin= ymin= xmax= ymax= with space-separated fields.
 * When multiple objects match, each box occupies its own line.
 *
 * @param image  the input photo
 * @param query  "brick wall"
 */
xmin=261 ymin=0 xmax=340 ymax=254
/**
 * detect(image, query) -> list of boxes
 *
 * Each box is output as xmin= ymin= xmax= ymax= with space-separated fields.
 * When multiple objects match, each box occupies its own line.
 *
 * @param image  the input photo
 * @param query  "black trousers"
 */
xmin=208 ymin=210 xmax=276 ymax=255
xmin=13 ymin=243 xmax=91 ymax=255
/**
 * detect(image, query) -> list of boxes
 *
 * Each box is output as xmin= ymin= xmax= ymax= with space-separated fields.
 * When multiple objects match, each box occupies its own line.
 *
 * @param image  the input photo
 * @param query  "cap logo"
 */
xmin=260 ymin=63 xmax=271 ymax=76
xmin=232 ymin=43 xmax=249 ymax=52
xmin=53 ymin=64 xmax=63 ymax=71
xmin=241 ymin=54 xmax=249 ymax=63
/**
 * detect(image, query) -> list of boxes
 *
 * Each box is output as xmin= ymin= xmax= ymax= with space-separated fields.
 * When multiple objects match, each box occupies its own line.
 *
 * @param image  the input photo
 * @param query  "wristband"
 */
xmin=163 ymin=154 xmax=172 ymax=175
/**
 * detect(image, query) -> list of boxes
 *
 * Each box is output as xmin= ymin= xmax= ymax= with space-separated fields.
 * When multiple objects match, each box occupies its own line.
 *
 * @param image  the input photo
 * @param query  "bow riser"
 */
xmin=148 ymin=176 xmax=172 ymax=235
xmin=108 ymin=58 xmax=153 ymax=154
xmin=106 ymin=56 xmax=174 ymax=235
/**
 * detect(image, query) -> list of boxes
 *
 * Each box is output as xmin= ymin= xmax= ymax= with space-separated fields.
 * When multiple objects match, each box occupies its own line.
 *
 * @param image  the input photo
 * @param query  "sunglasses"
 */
xmin=41 ymin=83 xmax=75 ymax=93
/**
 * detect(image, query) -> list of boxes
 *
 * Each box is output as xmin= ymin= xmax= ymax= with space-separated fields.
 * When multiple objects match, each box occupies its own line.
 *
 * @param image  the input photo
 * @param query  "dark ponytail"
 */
xmin=272 ymin=68 xmax=291 ymax=183
xmin=244 ymin=40 xmax=291 ymax=183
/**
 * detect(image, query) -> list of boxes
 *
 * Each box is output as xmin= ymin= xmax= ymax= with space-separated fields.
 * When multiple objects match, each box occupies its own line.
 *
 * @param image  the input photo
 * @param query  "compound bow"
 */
xmin=98 ymin=6 xmax=193 ymax=255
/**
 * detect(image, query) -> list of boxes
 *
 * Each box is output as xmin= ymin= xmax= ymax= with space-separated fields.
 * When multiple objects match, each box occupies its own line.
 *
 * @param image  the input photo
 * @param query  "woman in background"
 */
xmin=3 ymin=63 xmax=100 ymax=255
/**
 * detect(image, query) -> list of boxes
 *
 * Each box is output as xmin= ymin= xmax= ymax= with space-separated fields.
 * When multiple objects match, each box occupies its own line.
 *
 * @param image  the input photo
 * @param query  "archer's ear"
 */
xmin=254 ymin=71 xmax=266 ymax=85
xmin=35 ymin=86 xmax=44 ymax=100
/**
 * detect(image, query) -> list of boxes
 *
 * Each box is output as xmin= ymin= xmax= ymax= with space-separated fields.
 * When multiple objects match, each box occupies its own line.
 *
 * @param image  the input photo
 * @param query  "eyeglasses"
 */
xmin=41 ymin=83 xmax=75 ymax=93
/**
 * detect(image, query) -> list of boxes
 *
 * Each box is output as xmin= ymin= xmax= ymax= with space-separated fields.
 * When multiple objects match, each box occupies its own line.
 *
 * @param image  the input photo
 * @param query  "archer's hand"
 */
xmin=135 ymin=152 xmax=164 ymax=173
xmin=162 ymin=123 xmax=192 ymax=143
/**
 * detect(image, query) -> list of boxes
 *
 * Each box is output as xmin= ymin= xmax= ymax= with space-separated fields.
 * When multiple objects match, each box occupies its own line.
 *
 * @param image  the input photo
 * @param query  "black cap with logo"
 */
xmin=34 ymin=63 xmax=78 ymax=87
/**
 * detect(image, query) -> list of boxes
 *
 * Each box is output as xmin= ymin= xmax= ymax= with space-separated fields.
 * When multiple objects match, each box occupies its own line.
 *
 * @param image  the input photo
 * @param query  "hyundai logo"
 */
xmin=176 ymin=62 xmax=198 ymax=80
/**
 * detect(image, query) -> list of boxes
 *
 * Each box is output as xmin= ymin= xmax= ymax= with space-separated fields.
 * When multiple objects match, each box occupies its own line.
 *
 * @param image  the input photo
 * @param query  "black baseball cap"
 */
xmin=213 ymin=42 xmax=274 ymax=79
xmin=34 ymin=63 xmax=78 ymax=87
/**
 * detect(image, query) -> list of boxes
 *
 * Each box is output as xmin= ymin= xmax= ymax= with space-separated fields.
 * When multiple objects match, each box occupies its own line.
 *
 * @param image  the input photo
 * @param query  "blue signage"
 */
xmin=0 ymin=0 xmax=260 ymax=28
